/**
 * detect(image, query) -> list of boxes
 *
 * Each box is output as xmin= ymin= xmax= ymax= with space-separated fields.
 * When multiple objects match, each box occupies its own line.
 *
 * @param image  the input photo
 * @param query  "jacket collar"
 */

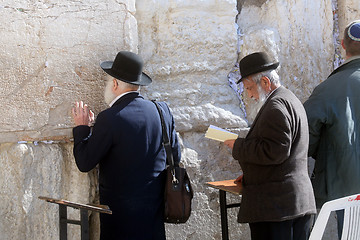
xmin=329 ymin=57 xmax=360 ymax=78
xmin=343 ymin=55 xmax=360 ymax=64
xmin=111 ymin=92 xmax=142 ymax=107
xmin=109 ymin=91 xmax=138 ymax=107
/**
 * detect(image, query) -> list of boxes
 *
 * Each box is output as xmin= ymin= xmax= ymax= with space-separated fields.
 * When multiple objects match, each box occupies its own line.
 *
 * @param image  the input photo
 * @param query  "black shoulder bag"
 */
xmin=152 ymin=100 xmax=193 ymax=224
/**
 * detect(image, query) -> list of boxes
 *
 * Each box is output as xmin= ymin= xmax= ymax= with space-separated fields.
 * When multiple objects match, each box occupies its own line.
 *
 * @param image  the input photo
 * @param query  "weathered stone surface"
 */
xmin=237 ymin=0 xmax=334 ymax=103
xmin=136 ymin=0 xmax=245 ymax=133
xmin=338 ymin=0 xmax=360 ymax=32
xmin=0 ymin=143 xmax=90 ymax=240
xmin=0 ymin=0 xmax=138 ymax=143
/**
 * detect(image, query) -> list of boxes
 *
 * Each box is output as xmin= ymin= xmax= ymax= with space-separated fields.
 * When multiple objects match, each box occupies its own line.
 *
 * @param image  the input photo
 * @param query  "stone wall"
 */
xmin=135 ymin=1 xmax=247 ymax=238
xmin=0 ymin=142 xmax=93 ymax=239
xmin=0 ymin=0 xmax=138 ymax=143
xmin=0 ymin=0 xmax=359 ymax=239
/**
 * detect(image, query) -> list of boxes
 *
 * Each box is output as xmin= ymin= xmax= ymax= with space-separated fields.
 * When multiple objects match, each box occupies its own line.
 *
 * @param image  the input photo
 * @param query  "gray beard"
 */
xmin=245 ymin=85 xmax=271 ymax=125
xmin=253 ymin=86 xmax=268 ymax=115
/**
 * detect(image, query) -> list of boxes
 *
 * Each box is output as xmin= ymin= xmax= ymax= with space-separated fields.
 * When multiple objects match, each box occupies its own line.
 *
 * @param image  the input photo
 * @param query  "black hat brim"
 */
xmin=237 ymin=62 xmax=279 ymax=84
xmin=101 ymin=61 xmax=152 ymax=86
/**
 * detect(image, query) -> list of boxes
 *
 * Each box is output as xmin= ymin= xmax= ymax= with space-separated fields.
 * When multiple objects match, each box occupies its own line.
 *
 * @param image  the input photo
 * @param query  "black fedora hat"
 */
xmin=100 ymin=51 xmax=152 ymax=86
xmin=237 ymin=52 xmax=279 ymax=83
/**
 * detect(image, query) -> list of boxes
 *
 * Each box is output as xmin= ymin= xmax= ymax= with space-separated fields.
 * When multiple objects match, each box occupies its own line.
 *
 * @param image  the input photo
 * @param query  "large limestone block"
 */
xmin=0 ymin=0 xmax=137 ymax=143
xmin=0 ymin=143 xmax=91 ymax=240
xmin=237 ymin=0 xmax=334 ymax=102
xmin=337 ymin=0 xmax=360 ymax=31
xmin=136 ymin=0 xmax=246 ymax=132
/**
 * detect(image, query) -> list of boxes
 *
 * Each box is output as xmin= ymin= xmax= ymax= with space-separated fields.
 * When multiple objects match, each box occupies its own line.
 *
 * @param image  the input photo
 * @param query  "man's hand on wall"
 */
xmin=72 ymin=101 xmax=95 ymax=127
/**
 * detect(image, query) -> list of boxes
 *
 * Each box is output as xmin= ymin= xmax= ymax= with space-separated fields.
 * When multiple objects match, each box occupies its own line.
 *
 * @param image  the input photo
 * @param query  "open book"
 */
xmin=205 ymin=125 xmax=238 ymax=142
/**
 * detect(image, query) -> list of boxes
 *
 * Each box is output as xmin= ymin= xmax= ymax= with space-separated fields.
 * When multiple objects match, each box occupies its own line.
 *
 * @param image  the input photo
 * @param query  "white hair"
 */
xmin=104 ymin=77 xmax=117 ymax=105
xmin=251 ymin=69 xmax=281 ymax=86
xmin=104 ymin=76 xmax=140 ymax=105
xmin=115 ymin=79 xmax=140 ymax=92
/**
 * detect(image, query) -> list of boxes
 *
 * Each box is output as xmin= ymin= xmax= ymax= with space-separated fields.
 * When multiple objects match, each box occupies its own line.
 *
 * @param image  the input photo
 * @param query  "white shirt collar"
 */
xmin=109 ymin=91 xmax=138 ymax=107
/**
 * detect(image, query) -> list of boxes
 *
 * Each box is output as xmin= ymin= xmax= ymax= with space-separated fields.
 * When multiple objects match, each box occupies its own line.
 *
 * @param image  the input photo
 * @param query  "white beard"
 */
xmin=104 ymin=79 xmax=117 ymax=106
xmin=252 ymin=85 xmax=269 ymax=115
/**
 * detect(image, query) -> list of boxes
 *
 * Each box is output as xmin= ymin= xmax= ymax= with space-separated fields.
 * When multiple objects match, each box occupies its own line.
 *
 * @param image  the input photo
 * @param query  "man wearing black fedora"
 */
xmin=71 ymin=51 xmax=181 ymax=239
xmin=224 ymin=52 xmax=316 ymax=240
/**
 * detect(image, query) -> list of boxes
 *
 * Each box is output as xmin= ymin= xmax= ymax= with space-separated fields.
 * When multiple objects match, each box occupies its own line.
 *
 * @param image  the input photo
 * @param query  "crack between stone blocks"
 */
xmin=3 ymin=5 xmax=30 ymax=13
xmin=115 ymin=1 xmax=135 ymax=17
xmin=332 ymin=0 xmax=343 ymax=70
xmin=227 ymin=1 xmax=247 ymax=122
xmin=119 ymin=2 xmax=136 ymax=50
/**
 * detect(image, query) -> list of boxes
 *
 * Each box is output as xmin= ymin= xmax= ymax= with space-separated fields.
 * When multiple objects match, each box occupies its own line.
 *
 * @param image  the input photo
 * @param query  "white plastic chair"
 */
xmin=309 ymin=193 xmax=360 ymax=240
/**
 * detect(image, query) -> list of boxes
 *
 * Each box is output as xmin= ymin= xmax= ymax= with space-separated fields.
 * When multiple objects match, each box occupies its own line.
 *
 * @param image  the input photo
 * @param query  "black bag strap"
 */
xmin=152 ymin=100 xmax=176 ymax=170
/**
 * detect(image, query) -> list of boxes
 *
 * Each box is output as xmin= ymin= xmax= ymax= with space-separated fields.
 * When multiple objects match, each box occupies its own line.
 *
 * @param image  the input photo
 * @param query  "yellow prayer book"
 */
xmin=205 ymin=125 xmax=238 ymax=142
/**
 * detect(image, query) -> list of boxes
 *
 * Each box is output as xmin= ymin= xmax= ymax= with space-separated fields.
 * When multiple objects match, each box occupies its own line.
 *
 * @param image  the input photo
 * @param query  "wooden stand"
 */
xmin=39 ymin=196 xmax=112 ymax=240
xmin=206 ymin=179 xmax=242 ymax=240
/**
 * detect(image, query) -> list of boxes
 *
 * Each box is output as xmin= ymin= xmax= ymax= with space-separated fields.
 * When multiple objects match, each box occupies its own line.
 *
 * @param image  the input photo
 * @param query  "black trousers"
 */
xmin=249 ymin=214 xmax=315 ymax=240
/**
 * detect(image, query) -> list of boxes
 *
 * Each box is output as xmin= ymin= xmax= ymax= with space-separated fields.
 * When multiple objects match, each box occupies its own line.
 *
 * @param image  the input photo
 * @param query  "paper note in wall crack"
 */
xmin=205 ymin=125 xmax=238 ymax=142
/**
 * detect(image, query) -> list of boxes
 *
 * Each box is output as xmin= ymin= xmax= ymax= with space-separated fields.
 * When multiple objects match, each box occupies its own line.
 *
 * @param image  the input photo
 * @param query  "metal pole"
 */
xmin=80 ymin=209 xmax=90 ymax=240
xmin=219 ymin=190 xmax=229 ymax=240
xmin=59 ymin=205 xmax=68 ymax=240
